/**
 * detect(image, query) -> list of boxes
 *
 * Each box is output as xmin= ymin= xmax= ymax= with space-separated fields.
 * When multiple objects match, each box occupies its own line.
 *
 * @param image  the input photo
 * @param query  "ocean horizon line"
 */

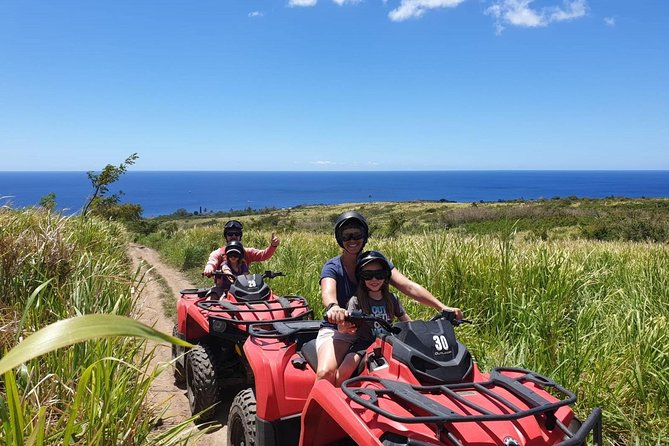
xmin=2 ymin=169 xmax=669 ymax=174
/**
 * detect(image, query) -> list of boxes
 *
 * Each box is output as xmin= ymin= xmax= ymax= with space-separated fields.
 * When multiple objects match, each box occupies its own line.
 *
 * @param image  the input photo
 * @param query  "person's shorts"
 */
xmin=315 ymin=326 xmax=355 ymax=353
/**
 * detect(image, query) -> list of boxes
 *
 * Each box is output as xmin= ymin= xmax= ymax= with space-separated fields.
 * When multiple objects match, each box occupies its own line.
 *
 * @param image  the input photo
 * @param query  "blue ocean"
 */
xmin=1 ymin=171 xmax=668 ymax=218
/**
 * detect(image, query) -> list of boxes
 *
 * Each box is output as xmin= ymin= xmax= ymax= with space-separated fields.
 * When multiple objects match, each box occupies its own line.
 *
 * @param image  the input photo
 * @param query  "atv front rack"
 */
xmin=342 ymin=367 xmax=602 ymax=446
xmin=197 ymin=295 xmax=313 ymax=324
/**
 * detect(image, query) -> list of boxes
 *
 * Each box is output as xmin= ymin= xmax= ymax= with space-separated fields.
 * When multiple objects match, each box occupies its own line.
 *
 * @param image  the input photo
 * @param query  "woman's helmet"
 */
xmin=225 ymin=241 xmax=246 ymax=259
xmin=334 ymin=211 xmax=368 ymax=248
xmin=356 ymin=250 xmax=391 ymax=280
xmin=224 ymin=220 xmax=244 ymax=239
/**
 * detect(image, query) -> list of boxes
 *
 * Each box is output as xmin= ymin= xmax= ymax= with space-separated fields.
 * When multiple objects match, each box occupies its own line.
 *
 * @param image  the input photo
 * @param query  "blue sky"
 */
xmin=1 ymin=1 xmax=667 ymax=171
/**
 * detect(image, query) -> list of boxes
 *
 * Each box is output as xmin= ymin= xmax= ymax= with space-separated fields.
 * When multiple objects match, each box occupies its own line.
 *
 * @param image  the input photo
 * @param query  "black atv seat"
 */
xmin=301 ymin=339 xmax=319 ymax=371
xmin=299 ymin=338 xmax=367 ymax=378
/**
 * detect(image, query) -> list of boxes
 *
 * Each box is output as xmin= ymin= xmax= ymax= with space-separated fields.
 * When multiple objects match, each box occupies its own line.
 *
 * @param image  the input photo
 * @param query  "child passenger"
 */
xmin=334 ymin=250 xmax=411 ymax=386
xmin=219 ymin=241 xmax=249 ymax=294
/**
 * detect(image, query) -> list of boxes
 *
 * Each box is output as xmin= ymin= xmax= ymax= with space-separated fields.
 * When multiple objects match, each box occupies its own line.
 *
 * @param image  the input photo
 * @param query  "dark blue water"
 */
xmin=1 ymin=171 xmax=668 ymax=217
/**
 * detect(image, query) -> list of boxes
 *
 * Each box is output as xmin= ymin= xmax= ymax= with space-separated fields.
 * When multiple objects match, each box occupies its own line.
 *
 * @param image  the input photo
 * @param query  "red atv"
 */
xmin=228 ymin=311 xmax=602 ymax=446
xmin=172 ymin=270 xmax=313 ymax=421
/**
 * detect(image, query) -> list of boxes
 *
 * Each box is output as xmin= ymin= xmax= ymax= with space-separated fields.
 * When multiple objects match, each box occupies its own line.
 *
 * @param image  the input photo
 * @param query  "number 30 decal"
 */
xmin=433 ymin=335 xmax=450 ymax=351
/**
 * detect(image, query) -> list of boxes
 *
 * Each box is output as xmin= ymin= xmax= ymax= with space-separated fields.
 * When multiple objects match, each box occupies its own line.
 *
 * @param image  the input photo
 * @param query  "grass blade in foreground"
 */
xmin=0 ymin=314 xmax=191 ymax=375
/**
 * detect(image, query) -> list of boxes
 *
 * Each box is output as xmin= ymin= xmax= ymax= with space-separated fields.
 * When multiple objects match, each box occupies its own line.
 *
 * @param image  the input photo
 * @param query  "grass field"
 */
xmin=142 ymin=199 xmax=669 ymax=445
xmin=2 ymin=198 xmax=668 ymax=445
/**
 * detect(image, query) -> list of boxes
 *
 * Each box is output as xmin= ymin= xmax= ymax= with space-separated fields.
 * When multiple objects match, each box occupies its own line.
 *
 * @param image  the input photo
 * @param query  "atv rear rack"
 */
xmin=197 ymin=295 xmax=313 ymax=324
xmin=342 ymin=367 xmax=602 ymax=445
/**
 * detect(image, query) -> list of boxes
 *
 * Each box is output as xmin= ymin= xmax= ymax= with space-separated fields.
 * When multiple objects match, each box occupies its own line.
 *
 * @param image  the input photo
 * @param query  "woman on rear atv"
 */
xmin=316 ymin=211 xmax=463 ymax=385
xmin=203 ymin=220 xmax=280 ymax=297
xmin=334 ymin=250 xmax=411 ymax=385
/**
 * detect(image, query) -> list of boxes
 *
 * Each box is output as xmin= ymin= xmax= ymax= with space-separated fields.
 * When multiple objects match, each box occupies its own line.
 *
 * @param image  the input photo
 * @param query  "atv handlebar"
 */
xmin=429 ymin=309 xmax=472 ymax=326
xmin=345 ymin=311 xmax=402 ymax=334
xmin=204 ymin=270 xmax=285 ymax=279
xmin=262 ymin=270 xmax=285 ymax=279
xmin=343 ymin=309 xmax=470 ymax=334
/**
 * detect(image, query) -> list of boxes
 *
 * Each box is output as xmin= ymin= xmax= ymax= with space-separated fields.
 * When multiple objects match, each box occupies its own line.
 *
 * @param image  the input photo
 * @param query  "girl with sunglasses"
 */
xmin=218 ymin=241 xmax=249 ymax=295
xmin=334 ymin=250 xmax=411 ymax=385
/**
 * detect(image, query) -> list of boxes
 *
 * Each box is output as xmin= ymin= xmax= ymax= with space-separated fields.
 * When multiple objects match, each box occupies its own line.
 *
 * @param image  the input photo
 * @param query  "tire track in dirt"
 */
xmin=128 ymin=243 xmax=229 ymax=446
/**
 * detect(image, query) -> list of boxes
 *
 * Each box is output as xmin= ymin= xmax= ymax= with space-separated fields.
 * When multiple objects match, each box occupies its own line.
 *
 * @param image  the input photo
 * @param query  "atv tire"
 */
xmin=228 ymin=388 xmax=257 ymax=446
xmin=172 ymin=324 xmax=186 ymax=386
xmin=187 ymin=341 xmax=224 ymax=422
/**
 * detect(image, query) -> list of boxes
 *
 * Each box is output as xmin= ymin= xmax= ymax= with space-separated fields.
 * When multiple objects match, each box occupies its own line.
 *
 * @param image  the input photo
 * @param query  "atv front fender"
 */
xmin=177 ymin=297 xmax=211 ymax=342
xmin=300 ymin=379 xmax=381 ymax=446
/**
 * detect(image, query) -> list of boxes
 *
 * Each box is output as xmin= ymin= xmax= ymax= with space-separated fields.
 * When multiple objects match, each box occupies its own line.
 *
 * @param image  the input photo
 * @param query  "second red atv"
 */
xmin=171 ymin=270 xmax=313 ymax=422
xmin=228 ymin=311 xmax=603 ymax=446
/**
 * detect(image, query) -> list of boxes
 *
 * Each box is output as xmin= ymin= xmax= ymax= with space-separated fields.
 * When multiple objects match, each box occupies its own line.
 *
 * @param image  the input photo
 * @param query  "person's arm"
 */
xmin=393 ymin=294 xmax=412 ymax=322
xmin=221 ymin=263 xmax=235 ymax=284
xmin=245 ymin=233 xmax=279 ymax=264
xmin=389 ymin=268 xmax=463 ymax=320
xmin=203 ymin=247 xmax=224 ymax=276
xmin=321 ymin=277 xmax=347 ymax=324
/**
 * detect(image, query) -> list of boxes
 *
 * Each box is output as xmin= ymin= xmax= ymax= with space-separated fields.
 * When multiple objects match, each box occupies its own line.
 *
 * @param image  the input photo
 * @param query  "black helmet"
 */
xmin=224 ymin=220 xmax=244 ymax=238
xmin=356 ymin=250 xmax=391 ymax=280
xmin=334 ymin=211 xmax=368 ymax=248
xmin=225 ymin=241 xmax=246 ymax=259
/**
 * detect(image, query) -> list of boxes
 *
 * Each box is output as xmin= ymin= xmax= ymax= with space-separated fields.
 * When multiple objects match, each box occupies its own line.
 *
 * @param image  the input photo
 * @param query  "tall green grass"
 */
xmin=0 ymin=209 xmax=199 ymax=445
xmin=148 ymin=224 xmax=669 ymax=445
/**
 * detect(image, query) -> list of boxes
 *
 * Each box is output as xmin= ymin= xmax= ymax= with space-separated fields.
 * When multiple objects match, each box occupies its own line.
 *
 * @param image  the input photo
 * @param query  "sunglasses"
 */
xmin=227 ymin=232 xmax=242 ymax=237
xmin=360 ymin=269 xmax=390 ymax=281
xmin=341 ymin=232 xmax=364 ymax=242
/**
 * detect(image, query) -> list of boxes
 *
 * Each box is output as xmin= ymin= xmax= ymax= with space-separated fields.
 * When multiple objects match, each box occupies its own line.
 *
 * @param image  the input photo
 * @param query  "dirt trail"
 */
xmin=128 ymin=243 xmax=228 ymax=446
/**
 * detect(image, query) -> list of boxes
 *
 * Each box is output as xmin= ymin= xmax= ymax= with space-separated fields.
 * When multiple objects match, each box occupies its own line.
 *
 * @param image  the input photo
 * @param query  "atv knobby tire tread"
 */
xmin=187 ymin=341 xmax=224 ymax=422
xmin=172 ymin=324 xmax=186 ymax=386
xmin=228 ymin=388 xmax=257 ymax=446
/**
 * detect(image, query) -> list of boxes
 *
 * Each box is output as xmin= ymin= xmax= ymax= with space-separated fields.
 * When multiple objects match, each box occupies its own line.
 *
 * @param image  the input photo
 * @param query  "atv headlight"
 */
xmin=211 ymin=319 xmax=227 ymax=334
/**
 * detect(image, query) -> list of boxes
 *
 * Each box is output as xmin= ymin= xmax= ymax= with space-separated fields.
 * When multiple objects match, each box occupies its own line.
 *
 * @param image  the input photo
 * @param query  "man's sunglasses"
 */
xmin=360 ymin=269 xmax=390 ymax=281
xmin=341 ymin=232 xmax=364 ymax=242
xmin=227 ymin=232 xmax=242 ymax=237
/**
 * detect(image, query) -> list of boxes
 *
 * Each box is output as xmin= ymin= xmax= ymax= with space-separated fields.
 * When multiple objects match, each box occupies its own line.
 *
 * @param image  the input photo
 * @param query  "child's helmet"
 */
xmin=225 ymin=241 xmax=246 ymax=259
xmin=224 ymin=220 xmax=244 ymax=239
xmin=355 ymin=250 xmax=391 ymax=280
xmin=334 ymin=211 xmax=368 ymax=248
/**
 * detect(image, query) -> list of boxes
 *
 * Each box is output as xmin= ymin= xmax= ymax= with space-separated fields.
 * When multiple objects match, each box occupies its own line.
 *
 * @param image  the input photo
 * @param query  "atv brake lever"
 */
xmin=453 ymin=318 xmax=473 ymax=326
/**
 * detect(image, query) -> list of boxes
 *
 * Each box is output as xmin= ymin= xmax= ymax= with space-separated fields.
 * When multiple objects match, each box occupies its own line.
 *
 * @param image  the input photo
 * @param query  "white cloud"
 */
xmin=248 ymin=11 xmax=263 ymax=18
xmin=604 ymin=16 xmax=615 ymax=27
xmin=333 ymin=0 xmax=362 ymax=5
xmin=310 ymin=160 xmax=337 ymax=165
xmin=289 ymin=0 xmax=317 ymax=7
xmin=485 ymin=0 xmax=588 ymax=34
xmin=549 ymin=0 xmax=587 ymax=22
xmin=388 ymin=0 xmax=466 ymax=22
